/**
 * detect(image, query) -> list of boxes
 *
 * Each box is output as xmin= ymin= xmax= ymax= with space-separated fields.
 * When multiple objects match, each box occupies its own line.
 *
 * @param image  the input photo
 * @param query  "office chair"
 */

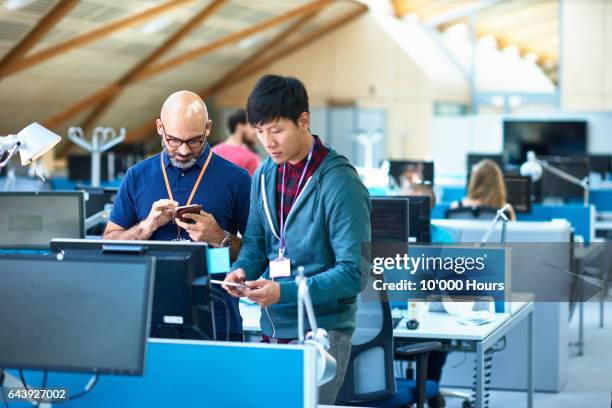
xmin=336 ymin=273 xmax=441 ymax=408
xmin=445 ymin=206 xmax=499 ymax=220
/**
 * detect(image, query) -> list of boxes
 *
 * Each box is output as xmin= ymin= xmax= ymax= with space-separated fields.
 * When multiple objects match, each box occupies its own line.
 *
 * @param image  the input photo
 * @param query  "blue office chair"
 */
xmin=336 ymin=272 xmax=441 ymax=408
xmin=445 ymin=206 xmax=499 ymax=220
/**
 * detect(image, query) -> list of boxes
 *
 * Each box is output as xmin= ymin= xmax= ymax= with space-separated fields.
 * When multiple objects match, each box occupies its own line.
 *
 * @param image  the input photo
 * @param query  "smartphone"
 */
xmin=210 ymin=279 xmax=249 ymax=290
xmin=173 ymin=204 xmax=202 ymax=224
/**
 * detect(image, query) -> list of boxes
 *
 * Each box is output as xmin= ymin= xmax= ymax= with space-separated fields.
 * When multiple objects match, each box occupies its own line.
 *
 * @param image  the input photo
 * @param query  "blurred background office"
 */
xmin=0 ymin=1 xmax=610 ymax=407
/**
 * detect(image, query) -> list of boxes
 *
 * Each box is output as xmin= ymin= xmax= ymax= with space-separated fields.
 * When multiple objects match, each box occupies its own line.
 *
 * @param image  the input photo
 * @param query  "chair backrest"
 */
xmin=445 ymin=206 xmax=498 ymax=220
xmin=337 ymin=272 xmax=396 ymax=403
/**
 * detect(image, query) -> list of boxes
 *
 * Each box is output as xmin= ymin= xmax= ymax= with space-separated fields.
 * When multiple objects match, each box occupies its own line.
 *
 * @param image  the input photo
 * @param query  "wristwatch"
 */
xmin=218 ymin=230 xmax=231 ymax=248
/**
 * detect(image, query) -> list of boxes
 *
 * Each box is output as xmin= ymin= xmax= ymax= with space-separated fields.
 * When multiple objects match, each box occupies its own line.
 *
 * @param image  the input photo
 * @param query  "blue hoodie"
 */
xmin=232 ymin=149 xmax=371 ymax=338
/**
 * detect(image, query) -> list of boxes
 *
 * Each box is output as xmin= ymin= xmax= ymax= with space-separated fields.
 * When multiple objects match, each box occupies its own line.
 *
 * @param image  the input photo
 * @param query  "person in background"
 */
xmin=451 ymin=159 xmax=516 ymax=221
xmin=401 ymin=182 xmax=452 ymax=408
xmin=212 ymin=109 xmax=260 ymax=176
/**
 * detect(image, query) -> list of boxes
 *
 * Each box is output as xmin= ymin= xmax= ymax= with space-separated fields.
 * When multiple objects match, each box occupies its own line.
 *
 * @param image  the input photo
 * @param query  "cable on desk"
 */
xmin=450 ymin=351 xmax=468 ymax=369
xmin=491 ymin=336 xmax=507 ymax=353
xmin=210 ymin=287 xmax=231 ymax=341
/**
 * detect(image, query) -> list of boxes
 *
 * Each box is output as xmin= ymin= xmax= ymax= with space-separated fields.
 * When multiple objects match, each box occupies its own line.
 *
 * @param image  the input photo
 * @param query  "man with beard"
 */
xmin=212 ymin=109 xmax=260 ymax=176
xmin=103 ymin=90 xmax=251 ymax=341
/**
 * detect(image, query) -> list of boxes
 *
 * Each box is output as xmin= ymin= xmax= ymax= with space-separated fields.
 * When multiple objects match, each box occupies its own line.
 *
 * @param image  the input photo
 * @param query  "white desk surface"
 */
xmin=240 ymin=298 xmax=533 ymax=342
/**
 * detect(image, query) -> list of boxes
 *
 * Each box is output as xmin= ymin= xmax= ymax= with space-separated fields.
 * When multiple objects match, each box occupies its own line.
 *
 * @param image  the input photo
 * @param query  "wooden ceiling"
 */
xmin=0 ymin=0 xmax=367 ymax=155
xmin=390 ymin=0 xmax=559 ymax=81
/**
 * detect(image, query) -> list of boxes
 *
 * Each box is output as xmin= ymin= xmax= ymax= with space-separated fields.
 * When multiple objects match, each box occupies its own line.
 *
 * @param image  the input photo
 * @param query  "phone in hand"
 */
xmin=173 ymin=204 xmax=202 ymax=224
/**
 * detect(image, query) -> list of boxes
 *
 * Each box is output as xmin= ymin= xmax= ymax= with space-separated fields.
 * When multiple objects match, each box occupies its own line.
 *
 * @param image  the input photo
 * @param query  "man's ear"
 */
xmin=205 ymin=119 xmax=212 ymax=137
xmin=156 ymin=118 xmax=163 ymax=136
xmin=299 ymin=112 xmax=310 ymax=132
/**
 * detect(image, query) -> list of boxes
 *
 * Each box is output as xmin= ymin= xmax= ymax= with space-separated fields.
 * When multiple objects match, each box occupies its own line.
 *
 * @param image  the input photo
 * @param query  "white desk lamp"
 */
xmin=0 ymin=122 xmax=61 ymax=169
xmin=520 ymin=150 xmax=590 ymax=205
xmin=296 ymin=266 xmax=337 ymax=387
xmin=481 ymin=203 xmax=511 ymax=245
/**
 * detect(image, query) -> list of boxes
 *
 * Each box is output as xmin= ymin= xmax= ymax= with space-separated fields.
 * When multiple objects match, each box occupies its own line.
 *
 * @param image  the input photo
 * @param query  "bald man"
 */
xmin=104 ymin=90 xmax=251 ymax=341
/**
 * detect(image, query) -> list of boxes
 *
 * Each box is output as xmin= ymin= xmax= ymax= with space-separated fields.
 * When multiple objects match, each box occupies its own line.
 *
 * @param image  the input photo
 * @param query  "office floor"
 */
xmin=443 ymin=298 xmax=612 ymax=408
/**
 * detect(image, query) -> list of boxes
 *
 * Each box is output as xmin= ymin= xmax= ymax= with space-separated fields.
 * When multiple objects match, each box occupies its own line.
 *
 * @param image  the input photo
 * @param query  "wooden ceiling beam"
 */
xmin=46 ymin=0 xmax=227 ymax=136
xmin=126 ymin=3 xmax=368 ymax=143
xmin=134 ymin=0 xmax=332 ymax=82
xmin=124 ymin=9 xmax=324 ymax=144
xmin=77 ymin=0 xmax=227 ymax=133
xmin=0 ymin=0 xmax=79 ymax=78
xmin=202 ymin=10 xmax=322 ymax=98
xmin=1 ymin=0 xmax=195 ymax=78
xmin=46 ymin=0 xmax=332 ymax=134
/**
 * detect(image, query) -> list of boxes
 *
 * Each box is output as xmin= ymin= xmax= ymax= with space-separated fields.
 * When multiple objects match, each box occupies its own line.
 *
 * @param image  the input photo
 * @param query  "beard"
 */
xmin=162 ymin=141 xmax=201 ymax=169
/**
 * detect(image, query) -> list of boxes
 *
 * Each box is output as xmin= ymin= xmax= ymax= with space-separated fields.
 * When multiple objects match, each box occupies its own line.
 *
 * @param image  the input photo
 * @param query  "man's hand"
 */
xmin=223 ymin=269 xmax=247 ymax=298
xmin=244 ymin=279 xmax=280 ymax=307
xmin=175 ymin=210 xmax=225 ymax=244
xmin=144 ymin=199 xmax=178 ymax=233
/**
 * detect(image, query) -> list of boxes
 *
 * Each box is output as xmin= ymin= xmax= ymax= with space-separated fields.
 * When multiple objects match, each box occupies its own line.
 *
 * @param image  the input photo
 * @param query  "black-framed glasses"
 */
xmin=161 ymin=123 xmax=205 ymax=149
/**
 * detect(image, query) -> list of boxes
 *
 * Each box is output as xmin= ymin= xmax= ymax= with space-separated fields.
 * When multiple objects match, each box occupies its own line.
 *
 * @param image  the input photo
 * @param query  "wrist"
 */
xmin=212 ymin=228 xmax=226 ymax=246
xmin=216 ymin=230 xmax=231 ymax=247
xmin=140 ymin=218 xmax=155 ymax=238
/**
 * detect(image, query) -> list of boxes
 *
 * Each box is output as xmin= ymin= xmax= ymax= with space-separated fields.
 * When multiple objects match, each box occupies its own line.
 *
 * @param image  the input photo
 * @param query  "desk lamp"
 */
xmin=520 ymin=150 xmax=590 ymax=205
xmin=0 ymin=122 xmax=61 ymax=169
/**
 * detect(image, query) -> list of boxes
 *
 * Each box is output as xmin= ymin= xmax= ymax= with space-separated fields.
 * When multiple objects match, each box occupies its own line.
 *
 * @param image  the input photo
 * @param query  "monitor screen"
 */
xmin=0 ymin=254 xmax=153 ymax=375
xmin=370 ymin=198 xmax=409 ymax=243
xmin=387 ymin=160 xmax=434 ymax=187
xmin=503 ymin=120 xmax=587 ymax=165
xmin=387 ymin=195 xmax=432 ymax=243
xmin=504 ymin=175 xmax=532 ymax=213
xmin=589 ymin=154 xmax=611 ymax=175
xmin=467 ymin=154 xmax=504 ymax=178
xmin=50 ymin=239 xmax=215 ymax=341
xmin=80 ymin=187 xmax=118 ymax=218
xmin=68 ymin=155 xmax=109 ymax=182
xmin=0 ymin=192 xmax=84 ymax=249
xmin=540 ymin=156 xmax=590 ymax=200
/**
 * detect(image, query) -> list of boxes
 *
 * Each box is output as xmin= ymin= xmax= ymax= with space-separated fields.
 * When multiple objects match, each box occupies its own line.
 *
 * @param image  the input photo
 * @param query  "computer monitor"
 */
xmin=387 ymin=160 xmax=434 ymax=187
xmin=503 ymin=120 xmax=587 ymax=165
xmin=0 ymin=192 xmax=85 ymax=249
xmin=79 ymin=186 xmax=119 ymax=218
xmin=0 ymin=253 xmax=153 ymax=375
xmin=68 ymin=155 xmax=109 ymax=182
xmin=589 ymin=154 xmax=611 ymax=177
xmin=504 ymin=175 xmax=532 ymax=213
xmin=539 ymin=156 xmax=590 ymax=201
xmin=50 ymin=239 xmax=216 ymax=341
xmin=370 ymin=198 xmax=409 ymax=243
xmin=388 ymin=195 xmax=432 ymax=243
xmin=467 ymin=153 xmax=504 ymax=179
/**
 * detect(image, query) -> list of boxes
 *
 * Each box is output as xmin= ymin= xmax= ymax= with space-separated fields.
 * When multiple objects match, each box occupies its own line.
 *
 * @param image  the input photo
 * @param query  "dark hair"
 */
xmin=246 ymin=75 xmax=309 ymax=126
xmin=227 ymin=109 xmax=248 ymax=134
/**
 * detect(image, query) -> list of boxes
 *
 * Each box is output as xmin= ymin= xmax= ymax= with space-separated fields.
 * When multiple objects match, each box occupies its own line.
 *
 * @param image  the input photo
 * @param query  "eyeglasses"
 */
xmin=161 ymin=123 xmax=205 ymax=149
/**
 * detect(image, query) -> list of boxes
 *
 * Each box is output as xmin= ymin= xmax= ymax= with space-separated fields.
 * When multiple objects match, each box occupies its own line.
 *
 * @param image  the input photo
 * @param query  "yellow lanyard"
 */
xmin=160 ymin=149 xmax=213 ymax=205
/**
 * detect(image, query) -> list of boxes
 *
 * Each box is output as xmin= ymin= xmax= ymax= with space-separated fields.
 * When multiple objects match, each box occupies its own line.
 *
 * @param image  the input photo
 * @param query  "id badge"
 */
xmin=269 ymin=257 xmax=291 ymax=279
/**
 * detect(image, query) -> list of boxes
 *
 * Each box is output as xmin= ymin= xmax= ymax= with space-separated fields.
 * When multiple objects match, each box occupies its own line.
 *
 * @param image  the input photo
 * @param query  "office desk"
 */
xmin=240 ymin=299 xmax=535 ymax=408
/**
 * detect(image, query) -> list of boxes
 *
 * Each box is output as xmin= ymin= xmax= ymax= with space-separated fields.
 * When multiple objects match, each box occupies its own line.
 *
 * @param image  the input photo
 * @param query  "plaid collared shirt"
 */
xmin=276 ymin=134 xmax=329 ymax=223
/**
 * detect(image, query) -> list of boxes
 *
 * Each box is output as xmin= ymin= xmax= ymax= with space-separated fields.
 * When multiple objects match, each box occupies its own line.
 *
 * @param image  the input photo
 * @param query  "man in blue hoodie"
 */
xmin=223 ymin=75 xmax=371 ymax=404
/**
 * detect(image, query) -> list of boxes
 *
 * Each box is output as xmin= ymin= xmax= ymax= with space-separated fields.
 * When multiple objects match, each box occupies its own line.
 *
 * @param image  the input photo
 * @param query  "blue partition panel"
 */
xmin=439 ymin=186 xmax=466 ymax=203
xmin=7 ymin=340 xmax=314 ymax=408
xmin=590 ymin=188 xmax=612 ymax=212
xmin=517 ymin=204 xmax=594 ymax=243
xmin=432 ymin=203 xmax=451 ymax=219
xmin=433 ymin=203 xmax=593 ymax=243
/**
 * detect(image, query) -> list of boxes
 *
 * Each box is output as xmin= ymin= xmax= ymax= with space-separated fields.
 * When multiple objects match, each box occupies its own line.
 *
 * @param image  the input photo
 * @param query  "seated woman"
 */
xmin=451 ymin=159 xmax=516 ymax=221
